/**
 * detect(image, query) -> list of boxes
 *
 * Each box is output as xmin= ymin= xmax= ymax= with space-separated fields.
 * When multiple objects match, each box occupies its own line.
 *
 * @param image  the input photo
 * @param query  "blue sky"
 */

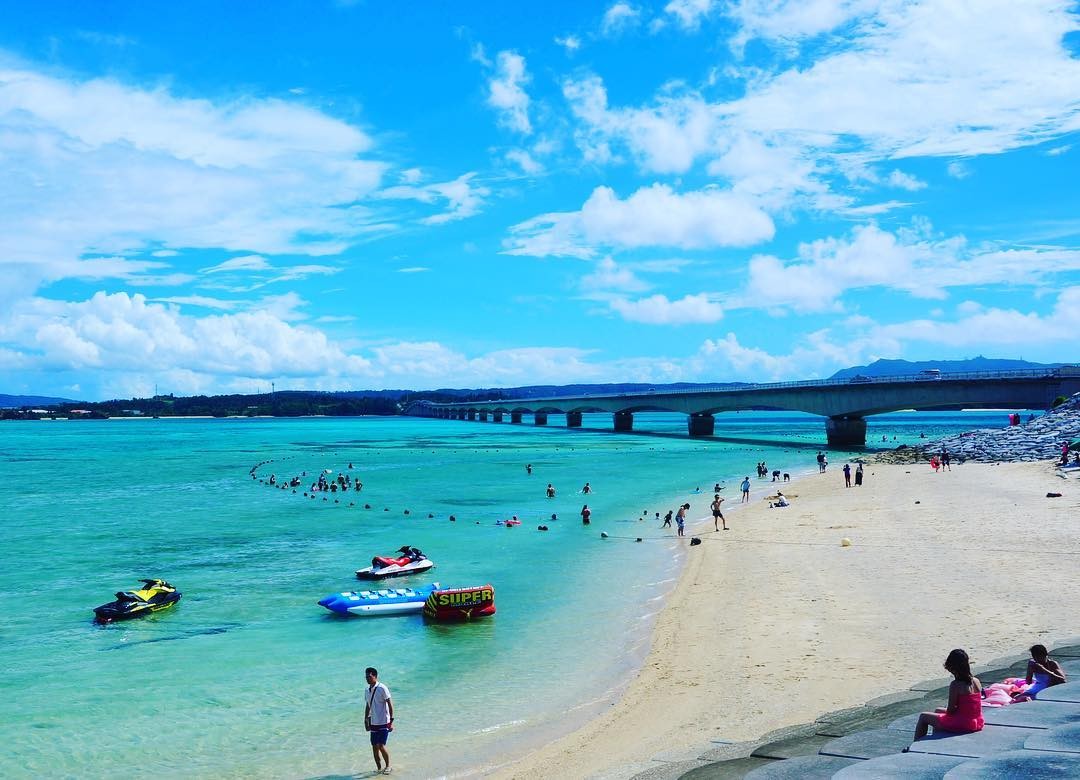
xmin=1 ymin=0 xmax=1078 ymax=400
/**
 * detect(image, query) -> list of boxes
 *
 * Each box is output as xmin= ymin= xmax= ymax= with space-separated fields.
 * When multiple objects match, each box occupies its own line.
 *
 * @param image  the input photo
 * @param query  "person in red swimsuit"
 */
xmin=912 ymin=648 xmax=984 ymax=741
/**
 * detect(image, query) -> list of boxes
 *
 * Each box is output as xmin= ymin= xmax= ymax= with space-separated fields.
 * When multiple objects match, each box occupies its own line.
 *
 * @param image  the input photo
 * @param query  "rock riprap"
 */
xmin=875 ymin=393 xmax=1080 ymax=464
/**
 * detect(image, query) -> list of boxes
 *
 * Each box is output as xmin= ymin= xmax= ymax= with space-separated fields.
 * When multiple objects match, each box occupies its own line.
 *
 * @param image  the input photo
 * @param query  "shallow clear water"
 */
xmin=0 ymin=409 xmax=1024 ymax=778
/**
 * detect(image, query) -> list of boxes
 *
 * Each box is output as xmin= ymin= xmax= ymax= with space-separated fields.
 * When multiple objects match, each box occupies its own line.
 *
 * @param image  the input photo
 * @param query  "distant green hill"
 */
xmin=0 ymin=393 xmax=79 ymax=408
xmin=829 ymin=356 xmax=1060 ymax=380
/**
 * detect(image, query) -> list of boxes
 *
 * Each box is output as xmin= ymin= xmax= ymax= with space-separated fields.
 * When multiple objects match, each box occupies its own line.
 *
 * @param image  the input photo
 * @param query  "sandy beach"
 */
xmin=497 ymin=460 xmax=1080 ymax=779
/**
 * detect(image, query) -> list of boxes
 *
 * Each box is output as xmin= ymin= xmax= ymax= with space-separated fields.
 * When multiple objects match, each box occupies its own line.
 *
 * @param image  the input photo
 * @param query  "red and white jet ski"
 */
xmin=356 ymin=546 xmax=434 ymax=580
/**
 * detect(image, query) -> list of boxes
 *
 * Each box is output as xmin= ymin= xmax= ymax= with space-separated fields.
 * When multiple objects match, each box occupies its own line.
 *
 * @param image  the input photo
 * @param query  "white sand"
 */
xmin=496 ymin=461 xmax=1080 ymax=778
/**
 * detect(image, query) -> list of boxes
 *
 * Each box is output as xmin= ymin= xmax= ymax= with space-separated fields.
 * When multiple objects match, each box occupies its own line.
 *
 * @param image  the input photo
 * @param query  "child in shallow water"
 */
xmin=912 ymin=649 xmax=983 ymax=742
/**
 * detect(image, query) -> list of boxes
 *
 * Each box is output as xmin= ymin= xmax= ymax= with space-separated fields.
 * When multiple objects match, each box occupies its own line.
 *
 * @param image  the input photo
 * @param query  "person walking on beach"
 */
xmin=941 ymin=450 xmax=951 ymax=471
xmin=711 ymin=494 xmax=727 ymax=531
xmin=855 ymin=463 xmax=864 ymax=486
xmin=843 ymin=463 xmax=852 ymax=488
xmin=364 ymin=667 xmax=394 ymax=774
xmin=675 ymin=503 xmax=688 ymax=536
xmin=740 ymin=476 xmax=751 ymax=503
xmin=816 ymin=451 xmax=825 ymax=473
xmin=661 ymin=510 xmax=673 ymax=528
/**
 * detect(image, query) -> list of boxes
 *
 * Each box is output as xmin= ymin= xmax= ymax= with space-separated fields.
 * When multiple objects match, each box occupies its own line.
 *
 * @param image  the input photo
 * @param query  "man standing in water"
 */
xmin=364 ymin=667 xmax=394 ymax=774
xmin=675 ymin=503 xmax=688 ymax=536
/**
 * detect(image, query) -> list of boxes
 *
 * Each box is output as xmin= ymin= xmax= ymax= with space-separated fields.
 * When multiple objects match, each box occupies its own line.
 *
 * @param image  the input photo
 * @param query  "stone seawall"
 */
xmin=876 ymin=392 xmax=1080 ymax=464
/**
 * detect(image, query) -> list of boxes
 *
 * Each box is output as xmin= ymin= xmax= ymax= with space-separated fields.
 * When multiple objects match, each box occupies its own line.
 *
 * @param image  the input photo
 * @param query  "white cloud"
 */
xmin=506 ymin=148 xmax=542 ymax=174
xmin=840 ymin=200 xmax=913 ymax=216
xmin=153 ymin=295 xmax=240 ymax=310
xmin=741 ymin=222 xmax=1080 ymax=312
xmin=1046 ymin=144 xmax=1071 ymax=156
xmin=664 ymin=0 xmax=716 ymax=31
xmin=265 ymin=264 xmax=341 ymax=284
xmin=887 ymin=169 xmax=926 ymax=191
xmin=397 ymin=266 xmax=431 ymax=273
xmin=730 ymin=1 xmax=1080 ymax=160
xmin=580 ymin=257 xmax=650 ymax=293
xmin=554 ymin=34 xmax=582 ymax=52
xmin=487 ymin=50 xmax=532 ymax=134
xmin=562 ymin=2 xmax=1080 ymax=212
xmin=378 ymin=173 xmax=490 ymax=224
xmin=202 ymin=255 xmax=271 ymax=274
xmin=610 ymin=293 xmax=723 ymax=324
xmin=601 ymin=2 xmax=641 ymax=36
xmin=726 ymin=0 xmax=882 ymax=53
xmin=0 ymin=61 xmax=389 ymax=307
xmin=505 ymin=183 xmax=775 ymax=258
xmin=0 ymin=291 xmax=369 ymax=377
xmin=468 ymin=41 xmax=491 ymax=67
xmin=564 ymin=76 xmax=718 ymax=174
xmin=873 ymin=287 xmax=1080 ymax=347
xmin=946 ymin=161 xmax=973 ymax=179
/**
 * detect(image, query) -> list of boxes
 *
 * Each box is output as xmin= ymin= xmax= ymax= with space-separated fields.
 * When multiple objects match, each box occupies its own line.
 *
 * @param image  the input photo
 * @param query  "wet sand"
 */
xmin=496 ymin=461 xmax=1080 ymax=778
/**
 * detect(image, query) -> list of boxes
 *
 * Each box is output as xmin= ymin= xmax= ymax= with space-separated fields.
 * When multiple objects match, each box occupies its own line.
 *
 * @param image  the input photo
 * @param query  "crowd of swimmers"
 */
xmin=266 ymin=468 xmax=363 ymax=494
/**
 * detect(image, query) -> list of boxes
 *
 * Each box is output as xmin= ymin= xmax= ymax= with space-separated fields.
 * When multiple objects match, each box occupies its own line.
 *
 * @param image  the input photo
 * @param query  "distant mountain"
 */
xmin=0 ymin=393 xmax=79 ymax=408
xmin=829 ymin=356 xmax=1061 ymax=380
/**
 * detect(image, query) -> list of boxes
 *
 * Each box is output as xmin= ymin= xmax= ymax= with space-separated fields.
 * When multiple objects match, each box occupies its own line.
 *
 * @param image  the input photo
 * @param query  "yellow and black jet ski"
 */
xmin=93 ymin=579 xmax=182 ymax=622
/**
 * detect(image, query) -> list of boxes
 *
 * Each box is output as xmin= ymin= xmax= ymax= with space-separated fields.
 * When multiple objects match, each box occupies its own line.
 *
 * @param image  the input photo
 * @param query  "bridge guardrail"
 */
xmin=424 ymin=367 xmax=1075 ymax=407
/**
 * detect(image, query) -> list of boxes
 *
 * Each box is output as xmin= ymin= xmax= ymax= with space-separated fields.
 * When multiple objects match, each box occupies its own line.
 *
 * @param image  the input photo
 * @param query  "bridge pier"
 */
xmin=479 ymin=411 xmax=488 ymax=421
xmin=511 ymin=411 xmax=522 ymax=424
xmin=493 ymin=412 xmax=503 ymax=422
xmin=534 ymin=412 xmax=548 ymax=426
xmin=566 ymin=411 xmax=582 ymax=428
xmin=467 ymin=410 xmax=476 ymax=421
xmin=688 ymin=413 xmax=715 ymax=437
xmin=613 ymin=411 xmax=634 ymax=432
xmin=826 ymin=416 xmax=867 ymax=447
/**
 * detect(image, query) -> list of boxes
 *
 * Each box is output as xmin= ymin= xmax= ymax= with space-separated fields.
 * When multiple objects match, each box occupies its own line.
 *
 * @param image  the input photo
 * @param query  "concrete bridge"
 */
xmin=404 ymin=367 xmax=1080 ymax=446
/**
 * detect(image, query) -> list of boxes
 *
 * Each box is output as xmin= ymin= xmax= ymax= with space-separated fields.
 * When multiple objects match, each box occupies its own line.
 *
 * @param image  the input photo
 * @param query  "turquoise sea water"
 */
xmin=0 ymin=410 xmax=1026 ymax=778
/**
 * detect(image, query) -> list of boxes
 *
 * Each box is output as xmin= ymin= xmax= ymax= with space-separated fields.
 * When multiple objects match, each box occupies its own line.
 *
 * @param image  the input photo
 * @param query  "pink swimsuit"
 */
xmin=936 ymin=690 xmax=984 ymax=733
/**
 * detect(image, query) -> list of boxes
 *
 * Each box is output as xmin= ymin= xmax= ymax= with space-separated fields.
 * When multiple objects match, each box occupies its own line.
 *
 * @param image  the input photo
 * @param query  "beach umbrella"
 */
xmin=1069 ymin=439 xmax=1080 ymax=451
